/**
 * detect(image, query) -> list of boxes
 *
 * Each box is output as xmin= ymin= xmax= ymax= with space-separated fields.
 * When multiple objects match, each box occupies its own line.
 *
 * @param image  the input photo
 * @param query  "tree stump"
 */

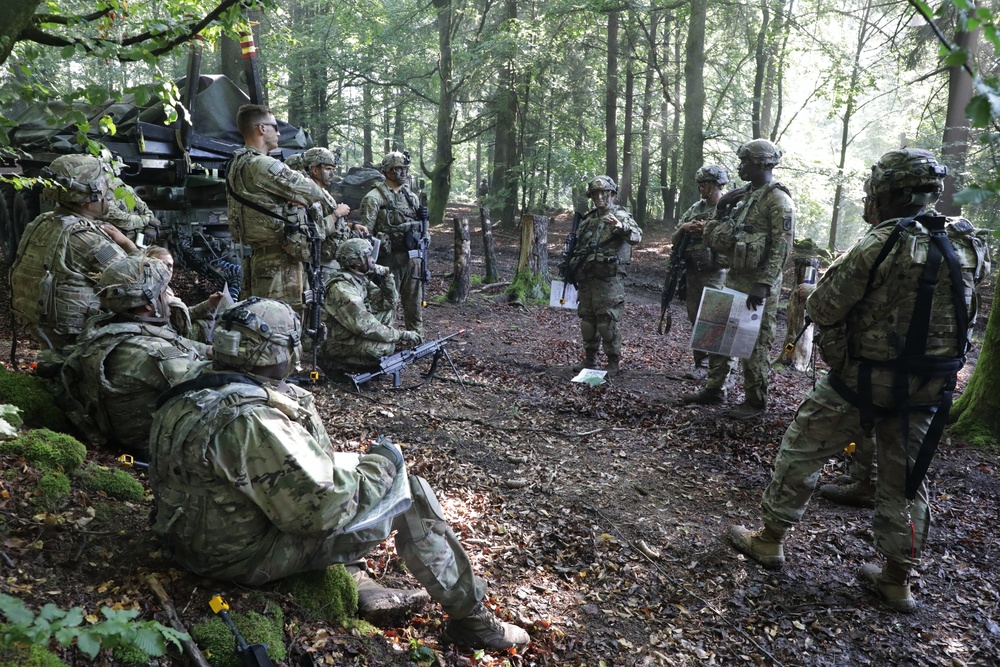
xmin=447 ymin=217 xmax=471 ymax=303
xmin=508 ymin=214 xmax=549 ymax=305
xmin=480 ymin=206 xmax=499 ymax=283
xmin=780 ymin=257 xmax=820 ymax=371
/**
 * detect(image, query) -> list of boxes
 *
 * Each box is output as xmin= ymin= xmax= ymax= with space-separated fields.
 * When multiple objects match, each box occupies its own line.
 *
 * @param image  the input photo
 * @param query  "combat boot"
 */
xmin=442 ymin=602 xmax=530 ymax=650
xmin=819 ymin=481 xmax=875 ymax=509
xmin=680 ymin=387 xmax=726 ymax=405
xmin=683 ymin=363 xmax=708 ymax=381
xmin=723 ymin=401 xmax=765 ymax=421
xmin=728 ymin=524 xmax=785 ymax=569
xmin=859 ymin=562 xmax=916 ymax=613
xmin=574 ymin=351 xmax=598 ymax=372
xmin=605 ymin=356 xmax=621 ymax=376
xmin=347 ymin=566 xmax=430 ymax=625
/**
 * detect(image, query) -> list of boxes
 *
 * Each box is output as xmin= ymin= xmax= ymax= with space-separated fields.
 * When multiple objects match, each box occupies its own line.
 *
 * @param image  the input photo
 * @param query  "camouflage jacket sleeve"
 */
xmin=806 ymin=222 xmax=890 ymax=327
xmin=610 ymin=206 xmax=643 ymax=244
xmin=323 ymin=273 xmax=402 ymax=343
xmin=210 ymin=402 xmax=398 ymax=534
xmin=359 ymin=189 xmax=384 ymax=233
xmin=108 ymin=336 xmax=210 ymax=391
xmin=67 ymin=225 xmax=129 ymax=275
xmin=245 ymin=153 xmax=326 ymax=207
xmin=759 ymin=186 xmax=795 ymax=286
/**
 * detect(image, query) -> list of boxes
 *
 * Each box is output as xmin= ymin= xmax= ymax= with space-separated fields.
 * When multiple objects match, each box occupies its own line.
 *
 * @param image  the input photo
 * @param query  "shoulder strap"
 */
xmin=155 ymin=372 xmax=262 ymax=410
xmin=226 ymin=152 xmax=296 ymax=226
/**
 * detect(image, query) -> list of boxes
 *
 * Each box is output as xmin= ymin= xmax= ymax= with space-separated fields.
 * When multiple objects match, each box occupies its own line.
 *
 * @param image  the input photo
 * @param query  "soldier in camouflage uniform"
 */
xmin=99 ymin=147 xmax=160 ymax=245
xmin=148 ymin=298 xmax=529 ymax=650
xmin=672 ymin=165 xmax=731 ymax=380
xmin=683 ymin=139 xmax=795 ymax=420
xmin=11 ymin=154 xmax=138 ymax=352
xmin=226 ymin=105 xmax=327 ymax=322
xmin=728 ymin=149 xmax=989 ymax=613
xmin=302 ymin=147 xmax=370 ymax=281
xmin=55 ymin=255 xmax=210 ymax=457
xmin=144 ymin=246 xmax=224 ymax=343
xmin=318 ymin=239 xmax=420 ymax=374
xmin=563 ymin=176 xmax=643 ymax=375
xmin=359 ymin=151 xmax=429 ymax=337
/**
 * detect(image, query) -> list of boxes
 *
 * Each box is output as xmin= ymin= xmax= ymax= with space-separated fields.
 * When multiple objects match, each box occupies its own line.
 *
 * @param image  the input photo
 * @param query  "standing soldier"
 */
xmin=728 ymin=149 xmax=988 ymax=613
xmin=562 ymin=176 xmax=643 ymax=375
xmin=226 ymin=104 xmax=327 ymax=323
xmin=359 ymin=151 xmax=428 ymax=337
xmin=10 ymin=154 xmax=137 ymax=354
xmin=302 ymin=147 xmax=369 ymax=281
xmin=672 ymin=164 xmax=730 ymax=380
xmin=683 ymin=139 xmax=795 ymax=419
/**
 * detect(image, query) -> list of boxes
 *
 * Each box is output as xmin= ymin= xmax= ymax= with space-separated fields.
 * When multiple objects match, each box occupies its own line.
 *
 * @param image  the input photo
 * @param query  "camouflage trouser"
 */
xmin=761 ymin=377 xmax=931 ymax=571
xmin=388 ymin=250 xmax=424 ymax=337
xmin=577 ymin=273 xmax=626 ymax=358
xmin=244 ymin=251 xmax=306 ymax=325
xmin=685 ymin=267 xmax=726 ymax=366
xmin=705 ymin=273 xmax=779 ymax=407
xmin=230 ymin=476 xmax=486 ymax=618
xmin=318 ymin=310 xmax=397 ymax=372
xmin=847 ymin=434 xmax=877 ymax=488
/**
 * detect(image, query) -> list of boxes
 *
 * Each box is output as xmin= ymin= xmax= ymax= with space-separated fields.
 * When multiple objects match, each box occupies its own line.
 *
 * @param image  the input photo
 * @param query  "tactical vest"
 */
xmin=58 ymin=321 xmax=207 ymax=449
xmin=226 ymin=148 xmax=307 ymax=248
xmin=10 ymin=212 xmax=124 ymax=344
xmin=715 ymin=181 xmax=792 ymax=271
xmin=574 ymin=206 xmax=634 ymax=279
xmin=372 ymin=182 xmax=419 ymax=245
xmin=149 ymin=376 xmax=325 ymax=570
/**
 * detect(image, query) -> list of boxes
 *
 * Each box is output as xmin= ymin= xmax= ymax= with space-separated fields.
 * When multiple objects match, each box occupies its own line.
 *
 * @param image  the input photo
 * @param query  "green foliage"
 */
xmin=191 ymin=606 xmax=285 ymax=667
xmin=506 ymin=269 xmax=549 ymax=305
xmin=33 ymin=472 xmax=70 ymax=510
xmin=0 ymin=429 xmax=86 ymax=473
xmin=0 ymin=643 xmax=67 ymax=667
xmin=0 ymin=594 xmax=187 ymax=661
xmin=79 ymin=465 xmax=145 ymax=503
xmin=278 ymin=565 xmax=357 ymax=624
xmin=0 ymin=368 xmax=67 ymax=432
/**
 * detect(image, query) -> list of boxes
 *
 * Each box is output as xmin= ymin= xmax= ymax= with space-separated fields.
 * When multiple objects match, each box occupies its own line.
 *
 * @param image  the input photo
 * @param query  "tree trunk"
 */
xmin=952 ymin=295 xmax=1000 ymax=446
xmin=428 ymin=0 xmax=455 ymax=227
xmin=0 ymin=1 xmax=42 ymax=68
xmin=939 ymin=13 xmax=979 ymax=215
xmin=679 ymin=0 xmax=707 ymax=214
xmin=447 ymin=217 xmax=471 ymax=303
xmin=508 ymin=215 xmax=549 ymax=305
xmin=620 ymin=35 xmax=635 ymax=206
xmin=605 ymin=11 xmax=620 ymax=182
xmin=362 ymin=83 xmax=374 ymax=166
xmin=636 ymin=13 xmax=658 ymax=227
xmin=481 ymin=207 xmax=499 ymax=283
xmin=393 ymin=96 xmax=406 ymax=152
xmin=492 ymin=0 xmax=520 ymax=230
xmin=751 ymin=0 xmax=771 ymax=138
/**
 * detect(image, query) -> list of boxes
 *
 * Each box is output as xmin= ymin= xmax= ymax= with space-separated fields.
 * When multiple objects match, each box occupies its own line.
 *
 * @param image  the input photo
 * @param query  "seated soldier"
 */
xmin=144 ymin=246 xmax=225 ymax=343
xmin=318 ymin=238 xmax=420 ymax=374
xmin=55 ymin=255 xmax=211 ymax=458
xmin=148 ymin=298 xmax=530 ymax=650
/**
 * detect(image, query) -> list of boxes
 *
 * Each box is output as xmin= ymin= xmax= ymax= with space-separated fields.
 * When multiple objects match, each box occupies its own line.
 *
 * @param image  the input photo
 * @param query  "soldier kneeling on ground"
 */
xmin=148 ymin=297 xmax=530 ymax=650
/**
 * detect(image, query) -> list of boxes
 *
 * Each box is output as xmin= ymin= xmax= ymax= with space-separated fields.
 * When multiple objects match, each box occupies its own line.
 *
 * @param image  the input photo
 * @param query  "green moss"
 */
xmin=79 ymin=465 xmax=145 ymax=502
xmin=0 ymin=643 xmax=67 ymax=667
xmin=506 ymin=269 xmax=549 ymax=304
xmin=952 ymin=417 xmax=1000 ymax=452
xmin=470 ymin=274 xmax=484 ymax=286
xmin=0 ymin=367 xmax=67 ymax=432
xmin=0 ymin=405 xmax=22 ymax=430
xmin=111 ymin=643 xmax=154 ymax=666
xmin=278 ymin=565 xmax=357 ymax=624
xmin=0 ymin=429 xmax=87 ymax=473
xmin=33 ymin=472 xmax=70 ymax=509
xmin=191 ymin=606 xmax=285 ymax=667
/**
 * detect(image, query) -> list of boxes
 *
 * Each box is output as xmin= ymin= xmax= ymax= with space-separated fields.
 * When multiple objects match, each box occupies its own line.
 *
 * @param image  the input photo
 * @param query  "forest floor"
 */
xmin=0 ymin=206 xmax=999 ymax=667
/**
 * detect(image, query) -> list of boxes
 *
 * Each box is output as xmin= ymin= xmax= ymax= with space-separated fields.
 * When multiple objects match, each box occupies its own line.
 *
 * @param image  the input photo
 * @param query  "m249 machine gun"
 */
xmin=348 ymin=330 xmax=465 ymax=391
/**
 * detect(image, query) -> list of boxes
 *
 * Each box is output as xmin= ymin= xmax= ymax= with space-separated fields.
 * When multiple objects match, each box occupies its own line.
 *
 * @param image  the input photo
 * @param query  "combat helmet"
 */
xmin=587 ymin=175 xmax=618 ymax=194
xmin=303 ymin=147 xmax=337 ymax=170
xmin=96 ymin=256 xmax=172 ymax=318
xmin=379 ymin=151 xmax=411 ymax=172
xmin=736 ymin=139 xmax=782 ymax=167
xmin=213 ymin=297 xmax=301 ymax=373
xmin=284 ymin=153 xmax=306 ymax=172
xmin=42 ymin=154 xmax=111 ymax=205
xmin=337 ymin=238 xmax=373 ymax=269
xmin=864 ymin=148 xmax=947 ymax=207
xmin=696 ymin=164 xmax=730 ymax=185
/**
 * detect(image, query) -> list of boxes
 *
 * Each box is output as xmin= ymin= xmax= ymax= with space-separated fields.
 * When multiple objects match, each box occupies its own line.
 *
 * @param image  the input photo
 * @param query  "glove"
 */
xmin=747 ymin=283 xmax=769 ymax=311
xmin=142 ymin=225 xmax=158 ymax=244
xmin=399 ymin=330 xmax=421 ymax=345
xmin=417 ymin=206 xmax=429 ymax=221
xmin=368 ymin=437 xmax=404 ymax=471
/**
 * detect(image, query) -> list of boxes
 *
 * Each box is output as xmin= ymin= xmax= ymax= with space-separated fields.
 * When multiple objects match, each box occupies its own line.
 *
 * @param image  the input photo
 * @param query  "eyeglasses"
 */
xmin=258 ymin=122 xmax=278 ymax=130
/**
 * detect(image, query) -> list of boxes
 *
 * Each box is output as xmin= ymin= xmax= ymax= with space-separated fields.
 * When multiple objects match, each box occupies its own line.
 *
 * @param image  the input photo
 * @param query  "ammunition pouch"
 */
xmin=686 ymin=243 xmax=716 ymax=272
xmin=816 ymin=322 xmax=848 ymax=375
xmin=732 ymin=227 xmax=768 ymax=270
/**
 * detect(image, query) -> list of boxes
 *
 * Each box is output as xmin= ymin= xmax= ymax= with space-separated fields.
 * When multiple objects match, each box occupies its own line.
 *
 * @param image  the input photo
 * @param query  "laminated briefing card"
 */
xmin=549 ymin=279 xmax=578 ymax=309
xmin=332 ymin=452 xmax=413 ymax=534
xmin=690 ymin=287 xmax=763 ymax=359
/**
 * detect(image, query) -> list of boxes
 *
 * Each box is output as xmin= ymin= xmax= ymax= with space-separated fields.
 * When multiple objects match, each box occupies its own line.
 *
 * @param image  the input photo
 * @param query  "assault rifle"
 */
xmin=208 ymin=595 xmax=275 ymax=667
xmin=557 ymin=210 xmax=584 ymax=304
xmin=348 ymin=330 xmax=465 ymax=391
xmin=303 ymin=203 xmax=327 ymax=381
xmin=417 ymin=190 xmax=431 ymax=288
xmin=657 ymin=232 xmax=691 ymax=336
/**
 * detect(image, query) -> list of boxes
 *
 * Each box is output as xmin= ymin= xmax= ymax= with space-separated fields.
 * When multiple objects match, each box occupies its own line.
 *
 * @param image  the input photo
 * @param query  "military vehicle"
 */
xmin=0 ymin=42 xmax=320 ymax=296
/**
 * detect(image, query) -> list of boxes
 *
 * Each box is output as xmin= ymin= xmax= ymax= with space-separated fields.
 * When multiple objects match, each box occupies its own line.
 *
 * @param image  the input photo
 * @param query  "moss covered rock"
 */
xmin=191 ymin=606 xmax=285 ymax=667
xmin=0 ymin=367 xmax=67 ymax=432
xmin=79 ymin=465 xmax=145 ymax=502
xmin=0 ymin=429 xmax=87 ymax=473
xmin=279 ymin=565 xmax=358 ymax=624
xmin=33 ymin=471 xmax=71 ymax=509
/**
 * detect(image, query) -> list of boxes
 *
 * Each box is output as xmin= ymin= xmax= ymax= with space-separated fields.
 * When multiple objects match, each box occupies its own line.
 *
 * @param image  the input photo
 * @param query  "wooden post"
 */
xmin=515 ymin=214 xmax=549 ymax=279
xmin=448 ymin=217 xmax=471 ymax=303
xmin=780 ymin=257 xmax=820 ymax=371
xmin=480 ymin=206 xmax=499 ymax=283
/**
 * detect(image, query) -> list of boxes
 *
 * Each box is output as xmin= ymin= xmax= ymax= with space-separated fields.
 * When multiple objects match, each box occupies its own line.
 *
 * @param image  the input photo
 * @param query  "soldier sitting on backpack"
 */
xmin=11 ymin=154 xmax=138 ymax=356
xmin=54 ymin=255 xmax=210 ymax=458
